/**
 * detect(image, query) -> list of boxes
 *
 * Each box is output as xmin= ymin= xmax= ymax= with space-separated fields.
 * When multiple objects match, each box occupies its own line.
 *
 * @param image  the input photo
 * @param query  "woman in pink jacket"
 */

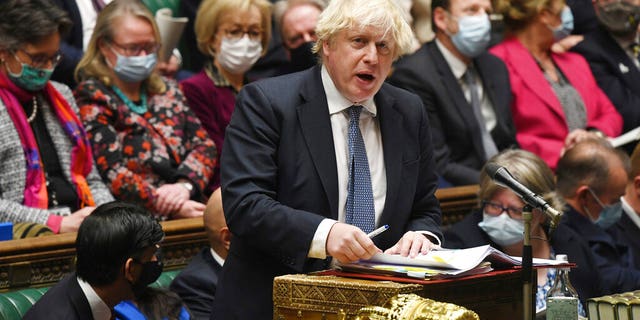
xmin=489 ymin=0 xmax=622 ymax=170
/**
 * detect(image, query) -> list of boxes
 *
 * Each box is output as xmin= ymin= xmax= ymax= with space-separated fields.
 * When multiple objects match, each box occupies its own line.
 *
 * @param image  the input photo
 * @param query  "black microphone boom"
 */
xmin=485 ymin=163 xmax=562 ymax=231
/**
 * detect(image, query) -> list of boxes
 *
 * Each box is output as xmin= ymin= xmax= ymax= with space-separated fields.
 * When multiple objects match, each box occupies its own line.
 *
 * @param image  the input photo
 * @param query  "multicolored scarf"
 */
xmin=0 ymin=72 xmax=95 ymax=208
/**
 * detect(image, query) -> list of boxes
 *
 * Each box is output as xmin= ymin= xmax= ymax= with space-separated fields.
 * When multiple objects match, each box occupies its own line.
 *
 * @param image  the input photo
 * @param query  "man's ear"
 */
xmin=433 ymin=7 xmax=450 ymax=34
xmin=124 ymin=258 xmax=137 ymax=282
xmin=219 ymin=227 xmax=231 ymax=251
xmin=575 ymin=185 xmax=591 ymax=205
xmin=633 ymin=176 xmax=640 ymax=197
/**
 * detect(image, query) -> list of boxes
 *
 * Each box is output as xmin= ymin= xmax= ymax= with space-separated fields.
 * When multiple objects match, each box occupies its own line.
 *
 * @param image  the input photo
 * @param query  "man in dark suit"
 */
xmin=211 ymin=0 xmax=443 ymax=318
xmin=572 ymin=0 xmax=640 ymax=139
xmin=388 ymin=0 xmax=517 ymax=187
xmin=556 ymin=139 xmax=640 ymax=295
xmin=607 ymin=143 xmax=640 ymax=269
xmin=170 ymin=189 xmax=229 ymax=320
xmin=24 ymin=202 xmax=164 ymax=320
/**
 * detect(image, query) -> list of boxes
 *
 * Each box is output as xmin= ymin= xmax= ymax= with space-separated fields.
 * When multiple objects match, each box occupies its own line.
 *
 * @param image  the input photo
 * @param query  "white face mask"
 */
xmin=216 ymin=35 xmax=262 ymax=75
xmin=478 ymin=212 xmax=524 ymax=246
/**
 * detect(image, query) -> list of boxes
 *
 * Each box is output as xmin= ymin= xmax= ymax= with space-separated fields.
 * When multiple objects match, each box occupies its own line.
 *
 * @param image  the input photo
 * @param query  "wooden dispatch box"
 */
xmin=273 ymin=274 xmax=423 ymax=319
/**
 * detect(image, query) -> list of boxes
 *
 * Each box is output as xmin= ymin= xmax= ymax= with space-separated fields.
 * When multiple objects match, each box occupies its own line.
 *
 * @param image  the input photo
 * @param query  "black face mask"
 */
xmin=288 ymin=42 xmax=317 ymax=72
xmin=597 ymin=1 xmax=640 ymax=38
xmin=130 ymin=258 xmax=163 ymax=297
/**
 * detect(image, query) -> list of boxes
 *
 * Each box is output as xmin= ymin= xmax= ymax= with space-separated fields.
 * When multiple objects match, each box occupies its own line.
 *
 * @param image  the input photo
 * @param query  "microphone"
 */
xmin=485 ymin=163 xmax=562 ymax=233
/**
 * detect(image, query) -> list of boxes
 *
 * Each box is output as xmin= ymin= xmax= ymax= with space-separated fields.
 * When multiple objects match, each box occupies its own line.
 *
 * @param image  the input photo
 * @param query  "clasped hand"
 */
xmin=326 ymin=223 xmax=437 ymax=264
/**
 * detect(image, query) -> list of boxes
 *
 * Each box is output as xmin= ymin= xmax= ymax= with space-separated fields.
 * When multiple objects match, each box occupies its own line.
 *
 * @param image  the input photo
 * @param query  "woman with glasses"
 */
xmin=444 ymin=149 xmax=603 ymax=315
xmin=74 ymin=0 xmax=216 ymax=219
xmin=180 ymin=0 xmax=272 ymax=192
xmin=0 ymin=0 xmax=114 ymax=235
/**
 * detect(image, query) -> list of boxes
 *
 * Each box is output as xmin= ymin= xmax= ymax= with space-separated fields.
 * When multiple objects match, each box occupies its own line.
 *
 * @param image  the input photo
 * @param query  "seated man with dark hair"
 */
xmin=24 ymin=201 xmax=165 ymax=320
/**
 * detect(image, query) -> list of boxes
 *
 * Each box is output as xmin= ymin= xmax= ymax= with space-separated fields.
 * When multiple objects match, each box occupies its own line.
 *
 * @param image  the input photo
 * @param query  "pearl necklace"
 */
xmin=27 ymin=96 xmax=38 ymax=123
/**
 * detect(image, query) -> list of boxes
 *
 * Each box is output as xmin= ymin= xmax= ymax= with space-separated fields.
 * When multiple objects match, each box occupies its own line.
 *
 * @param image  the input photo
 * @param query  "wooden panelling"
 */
xmin=0 ymin=185 xmax=479 ymax=291
xmin=0 ymin=217 xmax=207 ymax=291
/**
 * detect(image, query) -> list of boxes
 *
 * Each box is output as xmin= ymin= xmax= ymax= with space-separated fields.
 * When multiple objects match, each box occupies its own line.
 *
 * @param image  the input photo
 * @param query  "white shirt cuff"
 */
xmin=308 ymin=218 xmax=338 ymax=259
xmin=417 ymin=230 xmax=441 ymax=247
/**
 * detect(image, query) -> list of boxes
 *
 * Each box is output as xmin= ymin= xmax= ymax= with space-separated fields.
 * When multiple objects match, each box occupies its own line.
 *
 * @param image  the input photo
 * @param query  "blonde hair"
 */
xmin=479 ymin=149 xmax=564 ymax=213
xmin=312 ymin=0 xmax=414 ymax=60
xmin=195 ymin=0 xmax=272 ymax=57
xmin=75 ymin=0 xmax=165 ymax=94
xmin=495 ymin=0 xmax=565 ymax=33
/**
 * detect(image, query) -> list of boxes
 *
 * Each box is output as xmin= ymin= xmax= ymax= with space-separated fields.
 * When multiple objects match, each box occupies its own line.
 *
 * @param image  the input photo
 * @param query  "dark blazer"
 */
xmin=388 ymin=41 xmax=518 ymax=186
xmin=444 ymin=210 xmax=604 ymax=302
xmin=50 ymin=0 xmax=85 ymax=87
xmin=562 ymin=205 xmax=640 ymax=295
xmin=608 ymin=208 xmax=640 ymax=270
xmin=573 ymin=27 xmax=640 ymax=135
xmin=212 ymin=66 xmax=442 ymax=319
xmin=170 ymin=247 xmax=222 ymax=320
xmin=24 ymin=273 xmax=93 ymax=320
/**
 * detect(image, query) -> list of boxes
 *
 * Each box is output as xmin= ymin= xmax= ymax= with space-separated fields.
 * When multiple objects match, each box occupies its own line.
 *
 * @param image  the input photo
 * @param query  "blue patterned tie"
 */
xmin=345 ymin=105 xmax=375 ymax=233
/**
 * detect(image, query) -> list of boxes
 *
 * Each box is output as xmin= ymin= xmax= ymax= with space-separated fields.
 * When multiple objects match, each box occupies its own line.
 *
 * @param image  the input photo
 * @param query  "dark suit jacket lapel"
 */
xmin=375 ymin=86 xmax=402 ymax=225
xmin=67 ymin=273 xmax=94 ymax=319
xmin=427 ymin=42 xmax=485 ymax=158
xmin=595 ymin=28 xmax=640 ymax=92
xmin=297 ymin=67 xmax=339 ymax=219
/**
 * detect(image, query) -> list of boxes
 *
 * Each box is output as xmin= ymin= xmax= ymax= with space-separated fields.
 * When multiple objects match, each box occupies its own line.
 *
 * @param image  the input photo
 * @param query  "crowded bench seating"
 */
xmin=0 ymin=185 xmax=479 ymax=293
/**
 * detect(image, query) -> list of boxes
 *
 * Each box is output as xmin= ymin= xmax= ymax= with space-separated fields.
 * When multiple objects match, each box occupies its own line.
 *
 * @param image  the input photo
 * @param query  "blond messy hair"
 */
xmin=312 ymin=0 xmax=414 ymax=60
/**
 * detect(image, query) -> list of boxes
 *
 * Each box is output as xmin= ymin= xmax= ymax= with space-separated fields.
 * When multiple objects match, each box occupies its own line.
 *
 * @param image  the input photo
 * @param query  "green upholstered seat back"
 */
xmin=141 ymin=0 xmax=180 ymax=16
xmin=0 ymin=270 xmax=181 ymax=319
xmin=0 ymin=287 xmax=48 ymax=320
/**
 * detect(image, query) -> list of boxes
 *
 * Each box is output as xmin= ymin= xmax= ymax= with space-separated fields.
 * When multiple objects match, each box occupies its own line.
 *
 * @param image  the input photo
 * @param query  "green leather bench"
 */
xmin=0 ymin=269 xmax=181 ymax=320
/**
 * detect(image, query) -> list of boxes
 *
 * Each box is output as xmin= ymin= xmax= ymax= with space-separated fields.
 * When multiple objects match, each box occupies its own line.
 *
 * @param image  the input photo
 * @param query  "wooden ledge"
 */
xmin=0 ymin=217 xmax=207 ymax=291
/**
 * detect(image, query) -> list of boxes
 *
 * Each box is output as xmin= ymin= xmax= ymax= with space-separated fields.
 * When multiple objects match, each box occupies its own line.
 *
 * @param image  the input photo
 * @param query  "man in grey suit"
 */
xmin=388 ymin=0 xmax=517 ymax=186
xmin=211 ymin=0 xmax=443 ymax=318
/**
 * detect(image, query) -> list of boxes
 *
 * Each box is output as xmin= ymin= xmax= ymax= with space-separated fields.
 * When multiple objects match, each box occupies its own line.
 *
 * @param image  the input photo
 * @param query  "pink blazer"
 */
xmin=490 ymin=37 xmax=622 ymax=169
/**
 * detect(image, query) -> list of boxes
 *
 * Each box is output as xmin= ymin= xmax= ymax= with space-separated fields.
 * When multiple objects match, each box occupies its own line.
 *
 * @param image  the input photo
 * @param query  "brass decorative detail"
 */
xmin=355 ymin=293 xmax=480 ymax=320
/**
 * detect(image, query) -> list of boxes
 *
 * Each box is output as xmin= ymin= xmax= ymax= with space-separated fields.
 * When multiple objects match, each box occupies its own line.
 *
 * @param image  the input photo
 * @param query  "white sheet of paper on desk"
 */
xmin=365 ymin=245 xmax=505 ymax=271
xmin=610 ymin=126 xmax=640 ymax=148
xmin=364 ymin=244 xmax=567 ymax=272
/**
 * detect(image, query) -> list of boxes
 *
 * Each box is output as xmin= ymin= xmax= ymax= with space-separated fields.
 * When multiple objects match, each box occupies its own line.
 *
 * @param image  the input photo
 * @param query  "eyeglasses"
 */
xmin=221 ymin=28 xmax=263 ymax=41
xmin=13 ymin=49 xmax=62 ymax=69
xmin=110 ymin=41 xmax=160 ymax=57
xmin=482 ymin=200 xmax=524 ymax=220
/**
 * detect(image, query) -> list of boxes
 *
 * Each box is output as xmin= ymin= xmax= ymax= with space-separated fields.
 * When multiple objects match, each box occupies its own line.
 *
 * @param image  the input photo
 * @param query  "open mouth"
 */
xmin=356 ymin=73 xmax=375 ymax=82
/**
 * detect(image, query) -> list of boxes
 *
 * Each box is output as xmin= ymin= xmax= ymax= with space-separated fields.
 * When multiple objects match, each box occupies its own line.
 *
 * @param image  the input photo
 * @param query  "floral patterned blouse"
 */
xmin=74 ymin=78 xmax=216 ymax=212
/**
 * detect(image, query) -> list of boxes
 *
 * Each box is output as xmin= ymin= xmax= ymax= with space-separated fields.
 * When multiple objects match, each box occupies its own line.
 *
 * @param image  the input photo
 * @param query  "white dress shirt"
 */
xmin=308 ymin=65 xmax=440 ymax=259
xmin=77 ymin=276 xmax=112 ymax=320
xmin=621 ymin=196 xmax=640 ymax=230
xmin=210 ymin=248 xmax=225 ymax=266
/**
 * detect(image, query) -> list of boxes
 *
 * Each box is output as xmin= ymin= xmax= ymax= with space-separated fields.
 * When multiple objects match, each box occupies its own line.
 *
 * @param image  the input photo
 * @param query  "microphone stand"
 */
xmin=522 ymin=204 xmax=534 ymax=320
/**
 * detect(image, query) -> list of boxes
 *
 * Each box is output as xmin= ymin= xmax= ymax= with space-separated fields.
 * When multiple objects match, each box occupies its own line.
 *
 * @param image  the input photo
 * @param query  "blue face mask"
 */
xmin=478 ymin=212 xmax=524 ymax=246
xmin=549 ymin=6 xmax=574 ymax=41
xmin=450 ymin=13 xmax=492 ymax=58
xmin=587 ymin=188 xmax=623 ymax=229
xmin=110 ymin=48 xmax=157 ymax=83
xmin=595 ymin=202 xmax=623 ymax=229
xmin=7 ymin=62 xmax=53 ymax=92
